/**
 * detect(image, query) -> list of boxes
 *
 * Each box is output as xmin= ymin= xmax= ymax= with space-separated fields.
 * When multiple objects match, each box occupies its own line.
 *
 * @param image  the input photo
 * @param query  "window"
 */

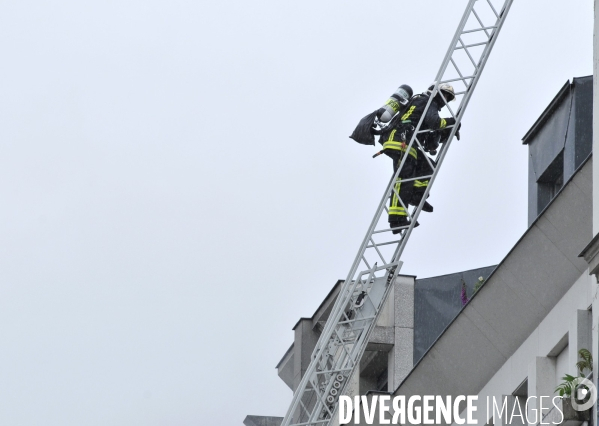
xmin=537 ymin=150 xmax=564 ymax=214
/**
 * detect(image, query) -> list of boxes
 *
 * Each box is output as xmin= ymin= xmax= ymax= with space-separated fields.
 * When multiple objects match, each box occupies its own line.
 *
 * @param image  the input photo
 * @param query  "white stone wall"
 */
xmin=593 ymin=0 xmax=599 ymax=233
xmin=460 ymin=271 xmax=596 ymax=426
xmin=591 ymin=0 xmax=598 ymax=422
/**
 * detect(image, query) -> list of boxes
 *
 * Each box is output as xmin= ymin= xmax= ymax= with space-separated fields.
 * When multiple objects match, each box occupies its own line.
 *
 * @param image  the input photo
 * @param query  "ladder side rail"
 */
xmin=284 ymin=271 xmax=395 ymax=425
xmin=282 ymin=270 xmax=378 ymax=424
xmin=312 ymin=292 xmax=395 ymax=424
xmin=378 ymin=0 xmax=482 ymax=256
xmin=307 ymin=271 xmax=398 ymax=424
xmin=436 ymin=0 xmax=479 ymax=84
xmin=318 ymin=4 xmax=515 ymax=409
xmin=390 ymin=0 xmax=514 ymax=264
xmin=379 ymin=0 xmax=484 ymax=230
xmin=311 ymin=169 xmax=402 ymax=354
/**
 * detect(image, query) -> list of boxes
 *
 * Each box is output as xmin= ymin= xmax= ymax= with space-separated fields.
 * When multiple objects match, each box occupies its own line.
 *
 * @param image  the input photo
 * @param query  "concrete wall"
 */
xmin=464 ymin=271 xmax=595 ymax=426
xmin=388 ymin=275 xmax=415 ymax=390
xmin=594 ymin=0 xmax=599 ymax=234
xmin=339 ymin=275 xmax=416 ymax=395
xmin=274 ymin=275 xmax=415 ymax=400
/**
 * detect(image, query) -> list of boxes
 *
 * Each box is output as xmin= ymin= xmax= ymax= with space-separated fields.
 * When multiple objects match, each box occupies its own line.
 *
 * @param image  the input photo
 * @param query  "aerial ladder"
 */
xmin=280 ymin=0 xmax=514 ymax=425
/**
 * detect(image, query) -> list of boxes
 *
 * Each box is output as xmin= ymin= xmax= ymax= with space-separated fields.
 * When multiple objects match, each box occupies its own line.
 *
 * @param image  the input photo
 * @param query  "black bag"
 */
xmin=349 ymin=110 xmax=378 ymax=146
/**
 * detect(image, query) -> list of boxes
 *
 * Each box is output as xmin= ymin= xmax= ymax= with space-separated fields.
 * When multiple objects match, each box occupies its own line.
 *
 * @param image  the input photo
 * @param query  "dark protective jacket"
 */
xmin=386 ymin=93 xmax=454 ymax=134
xmin=378 ymin=93 xmax=456 ymax=154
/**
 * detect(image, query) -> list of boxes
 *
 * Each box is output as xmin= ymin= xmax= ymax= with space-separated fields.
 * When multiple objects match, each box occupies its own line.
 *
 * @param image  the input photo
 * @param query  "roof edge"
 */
xmin=415 ymin=264 xmax=498 ymax=283
xmin=579 ymin=231 xmax=599 ymax=258
xmin=275 ymin=343 xmax=295 ymax=369
xmin=522 ymin=80 xmax=571 ymax=144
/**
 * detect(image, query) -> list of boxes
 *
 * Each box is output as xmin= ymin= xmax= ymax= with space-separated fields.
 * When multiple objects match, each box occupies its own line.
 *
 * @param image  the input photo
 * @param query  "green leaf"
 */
xmin=579 ymin=348 xmax=592 ymax=363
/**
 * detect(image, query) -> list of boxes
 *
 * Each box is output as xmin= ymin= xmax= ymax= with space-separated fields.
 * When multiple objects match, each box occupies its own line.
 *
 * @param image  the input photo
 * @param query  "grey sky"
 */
xmin=0 ymin=1 xmax=593 ymax=425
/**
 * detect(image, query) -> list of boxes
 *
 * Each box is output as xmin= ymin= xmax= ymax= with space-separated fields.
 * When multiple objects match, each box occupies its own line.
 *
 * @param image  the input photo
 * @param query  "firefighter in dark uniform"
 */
xmin=378 ymin=84 xmax=458 ymax=233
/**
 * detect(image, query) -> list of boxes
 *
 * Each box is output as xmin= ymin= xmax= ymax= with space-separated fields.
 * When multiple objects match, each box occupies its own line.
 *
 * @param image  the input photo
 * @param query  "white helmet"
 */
xmin=427 ymin=83 xmax=456 ymax=102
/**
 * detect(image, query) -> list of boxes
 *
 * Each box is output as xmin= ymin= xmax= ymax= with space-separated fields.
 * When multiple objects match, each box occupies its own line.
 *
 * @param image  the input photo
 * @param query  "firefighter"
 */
xmin=379 ymin=84 xmax=458 ymax=233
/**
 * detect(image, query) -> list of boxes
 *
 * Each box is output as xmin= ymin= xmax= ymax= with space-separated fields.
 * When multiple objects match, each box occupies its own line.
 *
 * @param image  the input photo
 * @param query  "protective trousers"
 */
xmin=412 ymin=152 xmax=436 ymax=206
xmin=386 ymin=149 xmax=417 ymax=224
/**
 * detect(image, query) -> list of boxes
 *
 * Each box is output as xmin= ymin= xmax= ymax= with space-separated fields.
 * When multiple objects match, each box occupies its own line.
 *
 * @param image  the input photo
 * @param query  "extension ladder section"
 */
xmin=281 ymin=1 xmax=514 ymax=425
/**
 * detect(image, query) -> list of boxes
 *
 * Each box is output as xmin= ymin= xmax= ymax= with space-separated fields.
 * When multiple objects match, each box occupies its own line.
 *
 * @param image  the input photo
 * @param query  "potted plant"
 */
xmin=554 ymin=349 xmax=593 ymax=425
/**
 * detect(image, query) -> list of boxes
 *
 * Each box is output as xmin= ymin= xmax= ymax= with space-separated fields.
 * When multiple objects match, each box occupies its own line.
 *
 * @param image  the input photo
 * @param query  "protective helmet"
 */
xmin=395 ymin=84 xmax=414 ymax=105
xmin=427 ymin=83 xmax=456 ymax=102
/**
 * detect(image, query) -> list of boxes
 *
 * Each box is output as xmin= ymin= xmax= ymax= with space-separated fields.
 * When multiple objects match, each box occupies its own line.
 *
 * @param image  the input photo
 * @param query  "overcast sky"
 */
xmin=0 ymin=1 xmax=594 ymax=425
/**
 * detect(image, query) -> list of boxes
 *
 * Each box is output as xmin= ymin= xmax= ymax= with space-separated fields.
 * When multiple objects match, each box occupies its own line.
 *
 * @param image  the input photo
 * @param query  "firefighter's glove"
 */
xmin=455 ymin=122 xmax=462 ymax=141
xmin=371 ymin=126 xmax=383 ymax=135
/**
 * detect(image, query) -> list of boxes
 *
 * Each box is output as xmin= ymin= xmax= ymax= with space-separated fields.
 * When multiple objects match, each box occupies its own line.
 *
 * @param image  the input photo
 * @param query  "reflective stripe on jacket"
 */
xmin=381 ymin=129 xmax=418 ymax=159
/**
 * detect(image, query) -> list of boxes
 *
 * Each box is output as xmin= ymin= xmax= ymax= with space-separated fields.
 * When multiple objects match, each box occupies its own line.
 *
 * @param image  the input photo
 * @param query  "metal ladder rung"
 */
xmin=455 ymin=41 xmax=489 ymax=50
xmin=461 ymin=26 xmax=497 ymax=34
xmin=372 ymin=227 xmax=405 ymax=235
xmin=338 ymin=316 xmax=377 ymax=326
xmin=385 ymin=175 xmax=434 ymax=184
xmin=366 ymin=239 xmax=402 ymax=249
xmin=441 ymin=76 xmax=475 ymax=84
xmin=314 ymin=367 xmax=353 ymax=375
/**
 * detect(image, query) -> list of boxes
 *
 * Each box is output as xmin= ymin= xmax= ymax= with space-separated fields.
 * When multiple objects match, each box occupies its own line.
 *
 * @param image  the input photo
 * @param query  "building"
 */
xmin=525 ymin=77 xmax=593 ymax=225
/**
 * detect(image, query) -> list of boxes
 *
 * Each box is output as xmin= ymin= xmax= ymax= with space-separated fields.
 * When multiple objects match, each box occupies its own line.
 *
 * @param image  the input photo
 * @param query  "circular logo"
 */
xmin=570 ymin=377 xmax=597 ymax=411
